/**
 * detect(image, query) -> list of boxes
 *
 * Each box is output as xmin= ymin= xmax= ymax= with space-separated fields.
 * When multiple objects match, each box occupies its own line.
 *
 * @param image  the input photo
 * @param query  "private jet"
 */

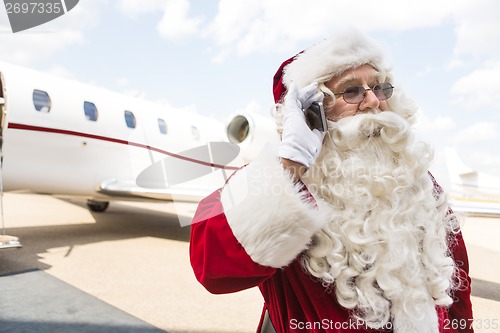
xmin=445 ymin=148 xmax=500 ymax=217
xmin=0 ymin=61 xmax=278 ymax=248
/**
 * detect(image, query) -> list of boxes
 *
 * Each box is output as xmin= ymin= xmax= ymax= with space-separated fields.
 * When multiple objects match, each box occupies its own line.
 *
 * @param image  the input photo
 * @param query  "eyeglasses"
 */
xmin=333 ymin=82 xmax=394 ymax=104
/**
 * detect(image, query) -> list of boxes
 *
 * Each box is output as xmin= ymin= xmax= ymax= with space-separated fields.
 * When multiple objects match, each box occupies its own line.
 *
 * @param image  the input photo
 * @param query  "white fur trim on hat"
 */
xmin=220 ymin=148 xmax=330 ymax=268
xmin=283 ymin=29 xmax=391 ymax=91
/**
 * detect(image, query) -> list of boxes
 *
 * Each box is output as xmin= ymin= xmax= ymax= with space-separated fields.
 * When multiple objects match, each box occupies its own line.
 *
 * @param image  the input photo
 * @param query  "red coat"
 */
xmin=189 ymin=160 xmax=474 ymax=333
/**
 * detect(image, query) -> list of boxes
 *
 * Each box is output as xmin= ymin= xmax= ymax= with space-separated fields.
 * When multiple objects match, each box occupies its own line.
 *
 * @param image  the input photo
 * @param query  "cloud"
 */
xmin=157 ymin=0 xmax=203 ymax=41
xmin=198 ymin=0 xmax=500 ymax=67
xmin=115 ymin=0 xmax=203 ymax=42
xmin=443 ymin=0 xmax=500 ymax=115
xmin=451 ymin=0 xmax=500 ymax=60
xmin=44 ymin=64 xmax=77 ymax=80
xmin=0 ymin=0 xmax=101 ymax=65
xmin=416 ymin=65 xmax=434 ymax=78
xmin=467 ymin=150 xmax=500 ymax=174
xmin=116 ymin=0 xmax=168 ymax=16
xmin=451 ymin=61 xmax=500 ymax=110
xmin=203 ymin=0 xmax=460 ymax=62
xmin=453 ymin=121 xmax=499 ymax=143
xmin=414 ymin=110 xmax=456 ymax=146
xmin=235 ymin=100 xmax=263 ymax=115
xmin=415 ymin=112 xmax=456 ymax=133
xmin=203 ymin=0 xmax=260 ymax=45
xmin=0 ymin=30 xmax=84 ymax=65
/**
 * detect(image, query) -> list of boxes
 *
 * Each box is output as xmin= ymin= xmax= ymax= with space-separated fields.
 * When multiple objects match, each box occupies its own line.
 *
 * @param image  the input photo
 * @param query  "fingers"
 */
xmin=284 ymin=81 xmax=324 ymax=120
xmin=297 ymin=81 xmax=319 ymax=104
xmin=296 ymin=81 xmax=324 ymax=110
xmin=302 ymin=92 xmax=324 ymax=110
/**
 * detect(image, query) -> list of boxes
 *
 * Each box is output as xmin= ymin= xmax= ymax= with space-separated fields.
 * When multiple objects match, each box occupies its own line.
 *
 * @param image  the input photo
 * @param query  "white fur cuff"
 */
xmin=221 ymin=149 xmax=328 ymax=268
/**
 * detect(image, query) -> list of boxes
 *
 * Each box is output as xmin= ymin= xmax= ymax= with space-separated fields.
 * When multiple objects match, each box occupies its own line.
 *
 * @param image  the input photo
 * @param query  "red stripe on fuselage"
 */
xmin=7 ymin=122 xmax=239 ymax=171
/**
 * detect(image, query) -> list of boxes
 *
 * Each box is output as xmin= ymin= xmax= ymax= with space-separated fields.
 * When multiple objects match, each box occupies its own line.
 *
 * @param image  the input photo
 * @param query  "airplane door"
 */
xmin=0 ymin=71 xmax=5 ymax=149
xmin=0 ymin=70 xmax=22 ymax=249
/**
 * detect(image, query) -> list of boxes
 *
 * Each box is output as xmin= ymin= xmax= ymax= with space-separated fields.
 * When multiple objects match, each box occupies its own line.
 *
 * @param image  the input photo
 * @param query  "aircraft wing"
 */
xmin=449 ymin=199 xmax=500 ymax=218
xmin=97 ymin=179 xmax=212 ymax=203
xmin=94 ymin=142 xmax=242 ymax=202
xmin=445 ymin=148 xmax=500 ymax=217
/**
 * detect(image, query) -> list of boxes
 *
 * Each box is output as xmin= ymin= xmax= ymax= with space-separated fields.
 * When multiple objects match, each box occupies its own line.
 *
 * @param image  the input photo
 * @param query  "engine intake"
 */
xmin=226 ymin=112 xmax=279 ymax=162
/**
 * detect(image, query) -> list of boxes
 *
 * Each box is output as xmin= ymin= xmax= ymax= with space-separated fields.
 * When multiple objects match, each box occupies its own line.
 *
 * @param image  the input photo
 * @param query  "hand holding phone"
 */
xmin=306 ymin=102 xmax=327 ymax=132
xmin=278 ymin=82 xmax=326 ymax=169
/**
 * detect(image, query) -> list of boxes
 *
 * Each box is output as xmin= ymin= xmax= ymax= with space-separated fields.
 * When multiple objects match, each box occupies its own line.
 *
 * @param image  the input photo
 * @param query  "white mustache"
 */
xmin=326 ymin=111 xmax=411 ymax=151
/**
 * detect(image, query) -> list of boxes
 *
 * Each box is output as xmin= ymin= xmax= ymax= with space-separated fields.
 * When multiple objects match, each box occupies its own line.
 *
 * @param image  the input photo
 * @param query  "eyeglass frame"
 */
xmin=333 ymin=82 xmax=394 ymax=104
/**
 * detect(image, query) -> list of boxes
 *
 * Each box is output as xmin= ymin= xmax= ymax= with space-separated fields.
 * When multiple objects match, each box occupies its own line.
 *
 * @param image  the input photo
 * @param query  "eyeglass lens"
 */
xmin=343 ymin=83 xmax=393 ymax=103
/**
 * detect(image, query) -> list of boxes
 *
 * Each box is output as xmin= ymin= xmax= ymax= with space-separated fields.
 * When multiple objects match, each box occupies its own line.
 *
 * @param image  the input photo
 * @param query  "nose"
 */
xmin=358 ymin=89 xmax=380 ymax=112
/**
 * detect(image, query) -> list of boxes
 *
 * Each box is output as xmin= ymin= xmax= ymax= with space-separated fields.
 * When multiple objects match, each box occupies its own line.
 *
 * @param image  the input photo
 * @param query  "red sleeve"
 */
xmin=189 ymin=189 xmax=276 ymax=294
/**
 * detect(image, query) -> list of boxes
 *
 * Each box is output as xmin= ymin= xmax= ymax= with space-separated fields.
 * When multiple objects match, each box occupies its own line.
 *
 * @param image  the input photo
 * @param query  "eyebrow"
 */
xmin=333 ymin=72 xmax=383 ymax=91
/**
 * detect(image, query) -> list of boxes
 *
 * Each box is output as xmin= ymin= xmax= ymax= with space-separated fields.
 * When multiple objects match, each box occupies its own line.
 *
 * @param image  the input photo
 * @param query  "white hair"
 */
xmin=296 ymin=90 xmax=459 ymax=332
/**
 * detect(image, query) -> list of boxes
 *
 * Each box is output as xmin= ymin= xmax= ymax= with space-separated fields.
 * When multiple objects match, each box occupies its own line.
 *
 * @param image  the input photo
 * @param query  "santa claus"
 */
xmin=190 ymin=29 xmax=474 ymax=333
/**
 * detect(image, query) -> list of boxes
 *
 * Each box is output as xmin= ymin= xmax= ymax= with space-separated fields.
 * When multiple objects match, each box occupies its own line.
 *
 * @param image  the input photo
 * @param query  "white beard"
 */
xmin=301 ymin=111 xmax=456 ymax=333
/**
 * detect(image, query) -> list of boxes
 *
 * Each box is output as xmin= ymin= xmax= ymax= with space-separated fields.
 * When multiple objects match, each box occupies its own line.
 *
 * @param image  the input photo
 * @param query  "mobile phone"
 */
xmin=306 ymin=102 xmax=327 ymax=132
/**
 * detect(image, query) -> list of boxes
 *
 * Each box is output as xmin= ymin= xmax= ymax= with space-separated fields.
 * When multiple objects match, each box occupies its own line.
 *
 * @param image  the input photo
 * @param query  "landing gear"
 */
xmin=0 ymin=235 xmax=22 ymax=249
xmin=86 ymin=200 xmax=109 ymax=213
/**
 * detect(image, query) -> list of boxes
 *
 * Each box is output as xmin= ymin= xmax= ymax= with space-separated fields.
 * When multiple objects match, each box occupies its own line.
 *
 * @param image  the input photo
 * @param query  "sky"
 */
xmin=1 ymin=0 xmax=500 ymax=190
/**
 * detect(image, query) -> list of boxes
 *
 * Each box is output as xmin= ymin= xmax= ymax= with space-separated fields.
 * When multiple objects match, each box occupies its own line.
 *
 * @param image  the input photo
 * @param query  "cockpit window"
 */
xmin=33 ymin=89 xmax=51 ymax=113
xmin=84 ymin=101 xmax=98 ymax=121
xmin=124 ymin=110 xmax=136 ymax=128
xmin=158 ymin=118 xmax=167 ymax=134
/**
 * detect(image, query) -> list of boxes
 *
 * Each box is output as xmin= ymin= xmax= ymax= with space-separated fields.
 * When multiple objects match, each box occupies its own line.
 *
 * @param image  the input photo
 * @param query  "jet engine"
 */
xmin=226 ymin=111 xmax=279 ymax=163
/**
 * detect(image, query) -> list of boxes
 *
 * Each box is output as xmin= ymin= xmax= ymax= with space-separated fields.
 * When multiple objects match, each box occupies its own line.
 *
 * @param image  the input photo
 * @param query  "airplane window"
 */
xmin=124 ymin=110 xmax=136 ymax=128
xmin=84 ymin=101 xmax=98 ymax=121
xmin=158 ymin=118 xmax=167 ymax=134
xmin=33 ymin=89 xmax=51 ymax=113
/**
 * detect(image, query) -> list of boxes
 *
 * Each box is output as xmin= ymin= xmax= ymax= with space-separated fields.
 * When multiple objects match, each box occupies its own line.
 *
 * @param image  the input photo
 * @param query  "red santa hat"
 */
xmin=273 ymin=29 xmax=391 ymax=103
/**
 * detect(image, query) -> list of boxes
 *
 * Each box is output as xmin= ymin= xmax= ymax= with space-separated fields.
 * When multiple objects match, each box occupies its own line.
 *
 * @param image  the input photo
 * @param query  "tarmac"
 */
xmin=0 ymin=192 xmax=499 ymax=333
